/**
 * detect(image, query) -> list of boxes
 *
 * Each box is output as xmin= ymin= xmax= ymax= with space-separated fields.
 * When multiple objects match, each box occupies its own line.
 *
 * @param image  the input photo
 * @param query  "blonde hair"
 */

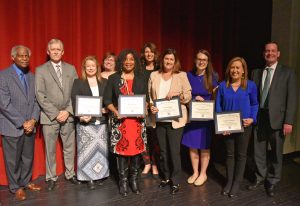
xmin=225 ymin=57 xmax=248 ymax=89
xmin=81 ymin=56 xmax=102 ymax=81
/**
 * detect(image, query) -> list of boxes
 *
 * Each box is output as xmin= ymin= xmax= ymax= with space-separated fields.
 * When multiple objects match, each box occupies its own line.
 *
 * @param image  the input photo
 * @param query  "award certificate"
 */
xmin=189 ymin=100 xmax=214 ymax=121
xmin=154 ymin=97 xmax=182 ymax=121
xmin=75 ymin=96 xmax=102 ymax=117
xmin=215 ymin=112 xmax=244 ymax=134
xmin=118 ymin=95 xmax=146 ymax=117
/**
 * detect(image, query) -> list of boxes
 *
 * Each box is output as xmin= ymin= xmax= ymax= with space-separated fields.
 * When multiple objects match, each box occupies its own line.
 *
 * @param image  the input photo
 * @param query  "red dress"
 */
xmin=111 ymin=79 xmax=146 ymax=156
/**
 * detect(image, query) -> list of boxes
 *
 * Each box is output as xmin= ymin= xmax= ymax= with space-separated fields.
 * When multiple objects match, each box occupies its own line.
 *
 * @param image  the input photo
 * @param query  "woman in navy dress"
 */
xmin=216 ymin=57 xmax=258 ymax=198
xmin=182 ymin=50 xmax=218 ymax=186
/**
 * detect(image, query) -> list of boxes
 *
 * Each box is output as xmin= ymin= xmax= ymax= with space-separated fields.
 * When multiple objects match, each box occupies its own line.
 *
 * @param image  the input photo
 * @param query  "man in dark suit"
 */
xmin=35 ymin=39 xmax=79 ymax=191
xmin=249 ymin=42 xmax=298 ymax=197
xmin=0 ymin=45 xmax=41 ymax=201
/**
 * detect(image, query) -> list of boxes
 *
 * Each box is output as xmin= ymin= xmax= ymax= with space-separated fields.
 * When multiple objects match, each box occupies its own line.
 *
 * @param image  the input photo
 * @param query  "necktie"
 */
xmin=260 ymin=68 xmax=271 ymax=108
xmin=20 ymin=73 xmax=28 ymax=96
xmin=56 ymin=65 xmax=63 ymax=87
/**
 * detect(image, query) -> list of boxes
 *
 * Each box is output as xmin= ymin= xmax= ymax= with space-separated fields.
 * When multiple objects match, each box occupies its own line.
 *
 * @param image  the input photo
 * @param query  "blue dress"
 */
xmin=182 ymin=71 xmax=218 ymax=149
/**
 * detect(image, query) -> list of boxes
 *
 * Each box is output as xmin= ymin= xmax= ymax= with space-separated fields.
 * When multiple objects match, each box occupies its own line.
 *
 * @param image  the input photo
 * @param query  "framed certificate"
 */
xmin=154 ymin=97 xmax=182 ymax=121
xmin=214 ymin=111 xmax=244 ymax=134
xmin=189 ymin=100 xmax=214 ymax=121
xmin=118 ymin=95 xmax=146 ymax=117
xmin=75 ymin=96 xmax=102 ymax=117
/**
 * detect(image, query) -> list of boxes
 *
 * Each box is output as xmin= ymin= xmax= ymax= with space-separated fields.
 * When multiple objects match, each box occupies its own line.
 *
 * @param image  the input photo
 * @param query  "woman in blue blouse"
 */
xmin=216 ymin=57 xmax=258 ymax=198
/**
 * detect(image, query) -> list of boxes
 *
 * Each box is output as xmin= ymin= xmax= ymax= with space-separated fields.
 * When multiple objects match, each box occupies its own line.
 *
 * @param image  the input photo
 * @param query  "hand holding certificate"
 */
xmin=118 ymin=95 xmax=146 ymax=117
xmin=215 ymin=112 xmax=244 ymax=134
xmin=189 ymin=100 xmax=214 ymax=121
xmin=75 ymin=96 xmax=103 ymax=117
xmin=153 ymin=97 xmax=182 ymax=121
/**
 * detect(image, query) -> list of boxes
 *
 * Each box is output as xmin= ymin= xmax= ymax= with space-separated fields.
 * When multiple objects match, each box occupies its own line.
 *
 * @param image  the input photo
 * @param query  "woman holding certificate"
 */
xmin=182 ymin=49 xmax=218 ymax=186
xmin=149 ymin=48 xmax=192 ymax=195
xmin=71 ymin=56 xmax=109 ymax=190
xmin=140 ymin=42 xmax=160 ymax=178
xmin=104 ymin=49 xmax=148 ymax=197
xmin=215 ymin=57 xmax=258 ymax=198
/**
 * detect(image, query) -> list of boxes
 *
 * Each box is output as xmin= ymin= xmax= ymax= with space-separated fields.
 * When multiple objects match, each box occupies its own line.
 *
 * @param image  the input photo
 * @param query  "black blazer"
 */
xmin=71 ymin=78 xmax=108 ymax=123
xmin=103 ymin=71 xmax=149 ymax=107
xmin=251 ymin=63 xmax=298 ymax=129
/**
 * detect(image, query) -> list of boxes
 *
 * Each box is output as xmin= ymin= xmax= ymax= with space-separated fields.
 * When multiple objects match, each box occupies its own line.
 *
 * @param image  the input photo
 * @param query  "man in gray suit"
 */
xmin=35 ymin=39 xmax=79 ymax=191
xmin=0 ymin=45 xmax=41 ymax=201
xmin=249 ymin=42 xmax=298 ymax=197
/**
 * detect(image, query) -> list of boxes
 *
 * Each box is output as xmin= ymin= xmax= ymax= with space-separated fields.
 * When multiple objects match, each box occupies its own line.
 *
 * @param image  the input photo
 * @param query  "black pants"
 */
xmin=156 ymin=122 xmax=184 ymax=184
xmin=2 ymin=133 xmax=35 ymax=193
xmin=141 ymin=126 xmax=160 ymax=165
xmin=254 ymin=109 xmax=284 ymax=185
xmin=224 ymin=126 xmax=252 ymax=193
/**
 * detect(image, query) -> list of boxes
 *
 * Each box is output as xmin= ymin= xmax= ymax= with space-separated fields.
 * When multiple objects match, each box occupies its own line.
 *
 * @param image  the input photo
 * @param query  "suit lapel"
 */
xmin=47 ymin=61 xmax=63 ymax=91
xmin=268 ymin=64 xmax=282 ymax=95
xmin=9 ymin=67 xmax=28 ymax=99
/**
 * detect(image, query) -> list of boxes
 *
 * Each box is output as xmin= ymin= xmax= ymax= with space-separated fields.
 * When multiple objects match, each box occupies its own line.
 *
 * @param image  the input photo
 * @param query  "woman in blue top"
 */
xmin=215 ymin=57 xmax=258 ymax=198
xmin=182 ymin=49 xmax=218 ymax=186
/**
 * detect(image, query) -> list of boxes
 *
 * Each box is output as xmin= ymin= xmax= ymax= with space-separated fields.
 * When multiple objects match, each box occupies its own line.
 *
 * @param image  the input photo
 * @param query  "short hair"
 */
xmin=101 ymin=52 xmax=117 ymax=71
xmin=116 ymin=49 xmax=142 ymax=73
xmin=264 ymin=41 xmax=280 ymax=51
xmin=11 ymin=45 xmax=31 ymax=57
xmin=193 ymin=49 xmax=215 ymax=93
xmin=159 ymin=48 xmax=181 ymax=73
xmin=81 ymin=56 xmax=102 ymax=82
xmin=47 ymin=38 xmax=64 ymax=50
xmin=140 ymin=42 xmax=160 ymax=67
xmin=225 ymin=57 xmax=248 ymax=89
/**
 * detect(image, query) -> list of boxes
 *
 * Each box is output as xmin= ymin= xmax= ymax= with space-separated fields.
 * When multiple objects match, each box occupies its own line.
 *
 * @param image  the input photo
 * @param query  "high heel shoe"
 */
xmin=159 ymin=179 xmax=171 ymax=188
xmin=221 ymin=189 xmax=230 ymax=196
xmin=170 ymin=184 xmax=180 ymax=195
xmin=87 ymin=180 xmax=96 ymax=190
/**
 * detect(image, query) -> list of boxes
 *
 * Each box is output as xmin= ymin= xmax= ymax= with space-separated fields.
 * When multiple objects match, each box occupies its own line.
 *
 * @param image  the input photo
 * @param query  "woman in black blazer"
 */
xmin=104 ymin=49 xmax=148 ymax=197
xmin=71 ymin=56 xmax=109 ymax=190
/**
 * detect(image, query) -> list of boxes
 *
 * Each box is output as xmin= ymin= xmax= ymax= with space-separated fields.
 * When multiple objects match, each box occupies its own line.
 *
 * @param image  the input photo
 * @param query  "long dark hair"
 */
xmin=193 ymin=49 xmax=216 ymax=93
xmin=140 ymin=42 xmax=160 ymax=68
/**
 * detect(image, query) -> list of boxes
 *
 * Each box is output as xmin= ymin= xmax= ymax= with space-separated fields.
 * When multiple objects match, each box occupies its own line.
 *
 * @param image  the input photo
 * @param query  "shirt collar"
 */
xmin=265 ymin=61 xmax=278 ymax=71
xmin=12 ymin=64 xmax=26 ymax=77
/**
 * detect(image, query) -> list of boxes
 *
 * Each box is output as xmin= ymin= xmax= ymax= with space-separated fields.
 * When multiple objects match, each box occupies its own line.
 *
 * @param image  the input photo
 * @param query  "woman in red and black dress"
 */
xmin=104 ymin=49 xmax=148 ymax=197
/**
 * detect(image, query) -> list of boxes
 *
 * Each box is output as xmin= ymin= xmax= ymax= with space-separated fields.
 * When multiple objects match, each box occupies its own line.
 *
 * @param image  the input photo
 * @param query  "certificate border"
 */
xmin=75 ymin=95 xmax=103 ymax=117
xmin=153 ymin=97 xmax=183 ymax=121
xmin=189 ymin=100 xmax=215 ymax=121
xmin=118 ymin=95 xmax=146 ymax=117
xmin=214 ymin=111 xmax=244 ymax=134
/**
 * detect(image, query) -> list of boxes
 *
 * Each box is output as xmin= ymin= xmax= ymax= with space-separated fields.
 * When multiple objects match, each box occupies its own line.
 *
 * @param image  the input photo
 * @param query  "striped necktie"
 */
xmin=56 ymin=65 xmax=63 ymax=87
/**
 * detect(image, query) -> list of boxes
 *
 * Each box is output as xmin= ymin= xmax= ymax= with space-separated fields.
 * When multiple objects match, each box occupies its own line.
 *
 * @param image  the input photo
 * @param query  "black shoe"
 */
xmin=130 ymin=179 xmax=141 ymax=194
xmin=159 ymin=179 xmax=171 ymax=188
xmin=266 ymin=184 xmax=275 ymax=197
xmin=119 ymin=179 xmax=129 ymax=197
xmin=247 ymin=180 xmax=264 ymax=191
xmin=228 ymin=193 xmax=238 ymax=198
xmin=221 ymin=189 xmax=230 ymax=196
xmin=47 ymin=180 xmax=56 ymax=191
xmin=68 ymin=176 xmax=81 ymax=185
xmin=170 ymin=184 xmax=180 ymax=195
xmin=87 ymin=180 xmax=96 ymax=190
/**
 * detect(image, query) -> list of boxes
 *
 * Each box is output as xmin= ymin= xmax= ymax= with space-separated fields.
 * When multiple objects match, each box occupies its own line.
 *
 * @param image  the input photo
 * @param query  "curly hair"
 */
xmin=116 ymin=49 xmax=142 ymax=74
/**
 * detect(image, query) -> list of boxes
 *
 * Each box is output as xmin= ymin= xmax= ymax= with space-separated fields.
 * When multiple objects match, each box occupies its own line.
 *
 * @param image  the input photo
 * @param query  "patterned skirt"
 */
xmin=76 ymin=123 xmax=109 ymax=181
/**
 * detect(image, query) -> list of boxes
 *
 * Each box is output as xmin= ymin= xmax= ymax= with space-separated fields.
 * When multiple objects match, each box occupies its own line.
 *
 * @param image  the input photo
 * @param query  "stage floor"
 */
xmin=1 ymin=153 xmax=300 ymax=206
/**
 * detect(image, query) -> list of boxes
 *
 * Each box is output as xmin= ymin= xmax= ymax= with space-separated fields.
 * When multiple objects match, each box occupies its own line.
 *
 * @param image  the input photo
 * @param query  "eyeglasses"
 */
xmin=196 ymin=58 xmax=208 ymax=62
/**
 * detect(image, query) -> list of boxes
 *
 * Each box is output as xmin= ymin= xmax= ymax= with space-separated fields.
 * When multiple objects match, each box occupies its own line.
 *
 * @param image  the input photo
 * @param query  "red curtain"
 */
xmin=0 ymin=0 xmax=271 ymax=185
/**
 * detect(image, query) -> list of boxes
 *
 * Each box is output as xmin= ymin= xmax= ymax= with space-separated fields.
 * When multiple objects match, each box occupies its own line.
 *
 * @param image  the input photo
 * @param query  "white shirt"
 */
xmin=261 ymin=61 xmax=277 ymax=90
xmin=90 ymin=86 xmax=100 ymax=125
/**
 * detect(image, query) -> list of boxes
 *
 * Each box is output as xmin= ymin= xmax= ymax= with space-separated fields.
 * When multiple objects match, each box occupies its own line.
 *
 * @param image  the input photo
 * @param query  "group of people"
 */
xmin=0 ymin=39 xmax=297 ymax=201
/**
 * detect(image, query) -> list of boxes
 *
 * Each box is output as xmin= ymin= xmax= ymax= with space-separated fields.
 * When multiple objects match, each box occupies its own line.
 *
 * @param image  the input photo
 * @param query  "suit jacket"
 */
xmin=35 ymin=61 xmax=78 ymax=125
xmin=251 ymin=63 xmax=298 ymax=129
xmin=148 ymin=71 xmax=192 ymax=129
xmin=0 ymin=65 xmax=40 ymax=137
xmin=71 ymin=78 xmax=107 ymax=123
